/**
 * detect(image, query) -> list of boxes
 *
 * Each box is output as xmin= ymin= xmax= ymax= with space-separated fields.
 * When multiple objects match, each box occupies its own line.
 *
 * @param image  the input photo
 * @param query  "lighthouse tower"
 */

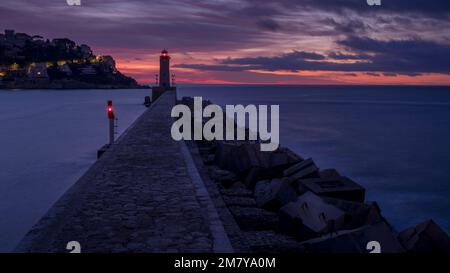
xmin=159 ymin=49 xmax=171 ymax=88
xmin=152 ymin=49 xmax=176 ymax=101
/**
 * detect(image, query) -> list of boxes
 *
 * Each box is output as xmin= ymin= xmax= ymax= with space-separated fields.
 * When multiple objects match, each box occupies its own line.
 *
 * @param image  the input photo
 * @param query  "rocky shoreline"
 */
xmin=180 ymin=96 xmax=450 ymax=253
xmin=0 ymin=30 xmax=141 ymax=90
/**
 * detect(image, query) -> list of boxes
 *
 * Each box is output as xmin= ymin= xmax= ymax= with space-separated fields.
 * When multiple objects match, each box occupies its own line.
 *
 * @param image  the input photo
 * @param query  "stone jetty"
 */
xmin=15 ymin=92 xmax=450 ymax=253
xmin=15 ymin=91 xmax=236 ymax=253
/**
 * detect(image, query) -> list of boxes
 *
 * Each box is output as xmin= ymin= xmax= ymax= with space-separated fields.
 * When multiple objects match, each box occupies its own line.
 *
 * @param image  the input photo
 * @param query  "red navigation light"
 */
xmin=107 ymin=100 xmax=114 ymax=119
xmin=161 ymin=49 xmax=169 ymax=57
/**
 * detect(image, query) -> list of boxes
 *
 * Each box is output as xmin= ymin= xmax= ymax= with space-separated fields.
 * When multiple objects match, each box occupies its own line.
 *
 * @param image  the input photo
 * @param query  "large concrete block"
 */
xmin=286 ymin=165 xmax=320 ymax=184
xmin=254 ymin=178 xmax=298 ymax=211
xmin=319 ymin=168 xmax=341 ymax=178
xmin=284 ymin=159 xmax=320 ymax=184
xmin=222 ymin=196 xmax=257 ymax=207
xmin=322 ymin=197 xmax=385 ymax=230
xmin=243 ymin=167 xmax=265 ymax=189
xmin=298 ymin=176 xmax=365 ymax=203
xmin=283 ymin=158 xmax=315 ymax=177
xmin=228 ymin=207 xmax=278 ymax=231
xmin=214 ymin=142 xmax=301 ymax=177
xmin=210 ymin=167 xmax=238 ymax=187
xmin=398 ymin=219 xmax=450 ymax=253
xmin=301 ymin=222 xmax=404 ymax=253
xmin=278 ymin=192 xmax=346 ymax=241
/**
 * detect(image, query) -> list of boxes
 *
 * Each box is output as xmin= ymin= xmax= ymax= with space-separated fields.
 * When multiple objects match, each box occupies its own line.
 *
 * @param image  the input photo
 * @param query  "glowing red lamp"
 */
xmin=107 ymin=100 xmax=114 ymax=119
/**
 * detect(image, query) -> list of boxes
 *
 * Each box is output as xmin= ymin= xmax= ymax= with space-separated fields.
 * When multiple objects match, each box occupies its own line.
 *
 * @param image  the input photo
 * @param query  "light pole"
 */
xmin=107 ymin=100 xmax=115 ymax=145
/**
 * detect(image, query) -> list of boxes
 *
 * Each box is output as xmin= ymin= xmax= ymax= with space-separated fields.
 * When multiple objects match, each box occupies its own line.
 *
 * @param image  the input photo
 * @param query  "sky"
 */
xmin=0 ymin=0 xmax=449 ymax=85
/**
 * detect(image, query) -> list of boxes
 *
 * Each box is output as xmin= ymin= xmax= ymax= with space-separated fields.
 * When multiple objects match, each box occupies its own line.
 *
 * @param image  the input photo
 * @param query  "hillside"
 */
xmin=0 ymin=30 xmax=141 ymax=89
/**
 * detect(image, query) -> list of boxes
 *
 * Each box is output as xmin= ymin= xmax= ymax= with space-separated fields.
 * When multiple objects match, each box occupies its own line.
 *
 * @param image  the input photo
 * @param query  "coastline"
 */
xmin=0 ymin=81 xmax=147 ymax=90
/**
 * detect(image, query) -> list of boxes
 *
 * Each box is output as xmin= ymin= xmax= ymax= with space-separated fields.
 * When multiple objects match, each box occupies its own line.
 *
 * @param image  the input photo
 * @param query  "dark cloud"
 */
xmin=403 ymin=72 xmax=422 ymax=77
xmin=338 ymin=36 xmax=450 ymax=73
xmin=366 ymin=72 xmax=380 ymax=77
xmin=383 ymin=72 xmax=398 ymax=77
xmin=256 ymin=19 xmax=282 ymax=31
xmin=324 ymin=18 xmax=371 ymax=35
xmin=179 ymin=36 xmax=450 ymax=75
xmin=270 ymin=0 xmax=450 ymax=17
xmin=328 ymin=52 xmax=371 ymax=60
xmin=0 ymin=0 xmax=448 ymax=53
xmin=175 ymin=63 xmax=259 ymax=71
xmin=0 ymin=0 xmax=269 ymax=51
xmin=344 ymin=73 xmax=358 ymax=77
xmin=220 ymin=50 xmax=326 ymax=68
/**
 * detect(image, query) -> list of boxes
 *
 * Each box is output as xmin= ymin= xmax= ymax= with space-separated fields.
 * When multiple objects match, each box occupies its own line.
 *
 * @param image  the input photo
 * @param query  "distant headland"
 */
xmin=0 ymin=30 xmax=142 ymax=89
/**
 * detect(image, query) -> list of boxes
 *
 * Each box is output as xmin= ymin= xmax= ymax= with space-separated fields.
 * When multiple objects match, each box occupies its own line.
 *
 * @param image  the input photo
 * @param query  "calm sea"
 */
xmin=0 ymin=89 xmax=148 ymax=251
xmin=0 ymin=85 xmax=449 ymax=251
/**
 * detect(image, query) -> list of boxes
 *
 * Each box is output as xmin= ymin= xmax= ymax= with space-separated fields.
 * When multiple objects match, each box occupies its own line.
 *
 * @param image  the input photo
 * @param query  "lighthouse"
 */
xmin=152 ymin=49 xmax=176 ymax=101
xmin=159 ymin=49 xmax=171 ymax=88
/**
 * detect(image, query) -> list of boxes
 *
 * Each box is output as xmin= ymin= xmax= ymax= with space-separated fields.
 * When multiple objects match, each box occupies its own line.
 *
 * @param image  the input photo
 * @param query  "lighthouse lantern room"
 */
xmin=152 ymin=49 xmax=176 ymax=101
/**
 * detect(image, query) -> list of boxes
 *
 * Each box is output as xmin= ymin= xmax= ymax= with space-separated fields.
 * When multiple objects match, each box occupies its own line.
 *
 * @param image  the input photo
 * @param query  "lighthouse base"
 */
xmin=152 ymin=86 xmax=177 ymax=102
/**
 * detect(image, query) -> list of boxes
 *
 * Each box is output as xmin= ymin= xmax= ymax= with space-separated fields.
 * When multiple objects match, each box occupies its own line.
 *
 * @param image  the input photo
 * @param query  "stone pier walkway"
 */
xmin=15 ymin=91 xmax=233 ymax=253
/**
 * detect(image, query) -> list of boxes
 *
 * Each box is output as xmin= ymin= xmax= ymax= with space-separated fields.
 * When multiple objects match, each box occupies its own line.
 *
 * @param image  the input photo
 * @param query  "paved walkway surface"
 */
xmin=15 ymin=91 xmax=233 ymax=253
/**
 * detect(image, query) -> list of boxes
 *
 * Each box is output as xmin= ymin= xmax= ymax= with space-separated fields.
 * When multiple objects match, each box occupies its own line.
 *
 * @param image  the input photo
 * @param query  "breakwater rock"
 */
xmin=179 ymin=96 xmax=450 ymax=253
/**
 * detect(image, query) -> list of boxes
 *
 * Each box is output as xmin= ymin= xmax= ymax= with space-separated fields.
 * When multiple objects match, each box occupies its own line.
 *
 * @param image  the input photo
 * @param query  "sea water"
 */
xmin=0 ymin=89 xmax=147 ymax=251
xmin=0 ymin=85 xmax=449 ymax=251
